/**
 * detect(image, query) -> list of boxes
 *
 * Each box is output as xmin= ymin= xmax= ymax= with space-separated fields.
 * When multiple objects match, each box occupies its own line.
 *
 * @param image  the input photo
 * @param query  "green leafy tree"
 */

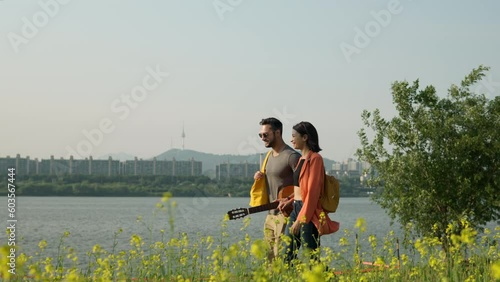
xmin=357 ymin=65 xmax=500 ymax=248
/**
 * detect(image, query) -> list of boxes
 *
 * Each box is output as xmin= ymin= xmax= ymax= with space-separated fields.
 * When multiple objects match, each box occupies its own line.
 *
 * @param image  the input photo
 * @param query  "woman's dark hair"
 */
xmin=293 ymin=121 xmax=322 ymax=152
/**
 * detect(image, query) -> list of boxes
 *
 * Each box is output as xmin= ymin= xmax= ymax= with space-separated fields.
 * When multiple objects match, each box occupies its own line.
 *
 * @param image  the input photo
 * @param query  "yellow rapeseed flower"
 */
xmin=401 ymin=254 xmax=409 ymax=266
xmin=29 ymin=266 xmax=41 ymax=281
xmin=355 ymin=218 xmax=367 ymax=233
xmin=464 ymin=275 xmax=475 ymax=282
xmin=130 ymin=234 xmax=142 ymax=248
xmin=65 ymin=269 xmax=81 ymax=282
xmin=409 ymin=267 xmax=419 ymax=279
xmin=206 ymin=236 xmax=214 ymax=249
xmin=339 ymin=237 xmax=349 ymax=246
xmin=451 ymin=233 xmax=461 ymax=247
xmin=154 ymin=241 xmax=165 ymax=249
xmin=180 ymin=255 xmax=188 ymax=266
xmin=250 ymin=240 xmax=266 ymax=260
xmin=17 ymin=252 xmax=27 ymax=266
xmin=162 ymin=192 xmax=172 ymax=202
xmin=491 ymin=260 xmax=500 ymax=280
xmin=302 ymin=264 xmax=325 ymax=282
xmin=375 ymin=257 xmax=385 ymax=268
xmin=428 ymin=256 xmax=439 ymax=269
xmin=460 ymin=227 xmax=477 ymax=245
xmin=223 ymin=254 xmax=231 ymax=264
xmin=390 ymin=257 xmax=399 ymax=267
xmin=228 ymin=244 xmax=240 ymax=258
xmin=319 ymin=211 xmax=326 ymax=226
xmin=44 ymin=263 xmax=53 ymax=275
xmin=414 ymin=239 xmax=427 ymax=257
xmin=0 ymin=245 xmax=15 ymax=280
xmin=168 ymin=237 xmax=179 ymax=247
xmin=368 ymin=234 xmax=377 ymax=248
xmin=38 ymin=240 xmax=47 ymax=250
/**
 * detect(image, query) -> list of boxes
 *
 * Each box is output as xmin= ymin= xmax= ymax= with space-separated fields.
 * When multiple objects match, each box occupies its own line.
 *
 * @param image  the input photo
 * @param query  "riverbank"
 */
xmin=0 ymin=175 xmax=372 ymax=197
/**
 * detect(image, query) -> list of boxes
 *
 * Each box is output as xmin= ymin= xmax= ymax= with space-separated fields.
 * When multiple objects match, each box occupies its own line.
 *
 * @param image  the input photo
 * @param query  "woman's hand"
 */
xmin=277 ymin=198 xmax=291 ymax=211
xmin=291 ymin=220 xmax=302 ymax=236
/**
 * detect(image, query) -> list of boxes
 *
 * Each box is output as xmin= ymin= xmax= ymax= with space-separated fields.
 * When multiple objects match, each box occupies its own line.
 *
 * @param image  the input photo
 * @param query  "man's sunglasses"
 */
xmin=258 ymin=133 xmax=270 ymax=138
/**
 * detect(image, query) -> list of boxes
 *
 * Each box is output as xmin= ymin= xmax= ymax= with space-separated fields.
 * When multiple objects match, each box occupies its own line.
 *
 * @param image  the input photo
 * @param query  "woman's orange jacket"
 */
xmin=296 ymin=152 xmax=340 ymax=235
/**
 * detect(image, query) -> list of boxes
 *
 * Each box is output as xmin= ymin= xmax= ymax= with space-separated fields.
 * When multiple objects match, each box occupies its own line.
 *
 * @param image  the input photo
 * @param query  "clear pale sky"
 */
xmin=1 ymin=0 xmax=499 ymax=161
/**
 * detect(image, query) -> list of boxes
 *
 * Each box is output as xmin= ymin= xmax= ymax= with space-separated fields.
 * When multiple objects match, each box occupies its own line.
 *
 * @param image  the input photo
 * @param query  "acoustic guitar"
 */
xmin=227 ymin=186 xmax=294 ymax=220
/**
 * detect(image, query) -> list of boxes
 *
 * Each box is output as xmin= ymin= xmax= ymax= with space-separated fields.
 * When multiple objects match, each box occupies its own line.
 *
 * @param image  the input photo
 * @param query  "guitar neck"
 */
xmin=248 ymin=201 xmax=279 ymax=214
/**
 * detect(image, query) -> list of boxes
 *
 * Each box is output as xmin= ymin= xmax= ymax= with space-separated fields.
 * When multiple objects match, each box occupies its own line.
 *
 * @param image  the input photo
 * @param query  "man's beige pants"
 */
xmin=264 ymin=213 xmax=287 ymax=261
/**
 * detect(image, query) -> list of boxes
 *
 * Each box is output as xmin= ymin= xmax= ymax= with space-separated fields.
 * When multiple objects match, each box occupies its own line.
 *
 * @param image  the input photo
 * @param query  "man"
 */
xmin=254 ymin=117 xmax=300 ymax=261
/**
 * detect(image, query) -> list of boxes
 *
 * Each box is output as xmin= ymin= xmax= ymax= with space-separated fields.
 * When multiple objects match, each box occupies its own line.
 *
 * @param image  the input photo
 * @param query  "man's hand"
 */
xmin=254 ymin=171 xmax=264 ymax=180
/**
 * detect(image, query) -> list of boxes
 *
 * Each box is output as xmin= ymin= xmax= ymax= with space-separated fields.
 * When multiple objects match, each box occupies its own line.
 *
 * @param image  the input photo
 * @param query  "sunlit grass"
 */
xmin=2 ymin=195 xmax=499 ymax=281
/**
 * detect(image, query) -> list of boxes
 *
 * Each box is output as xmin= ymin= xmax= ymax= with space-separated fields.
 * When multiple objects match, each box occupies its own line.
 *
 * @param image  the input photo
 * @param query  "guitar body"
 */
xmin=278 ymin=185 xmax=294 ymax=199
xmin=276 ymin=185 xmax=294 ymax=217
xmin=228 ymin=186 xmax=295 ymax=220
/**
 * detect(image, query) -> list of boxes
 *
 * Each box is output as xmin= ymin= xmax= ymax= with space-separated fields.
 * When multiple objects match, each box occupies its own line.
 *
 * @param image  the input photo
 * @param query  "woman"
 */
xmin=279 ymin=121 xmax=340 ymax=263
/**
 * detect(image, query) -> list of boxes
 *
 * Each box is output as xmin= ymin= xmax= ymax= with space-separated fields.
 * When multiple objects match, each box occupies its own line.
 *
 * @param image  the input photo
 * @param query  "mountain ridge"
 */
xmin=155 ymin=149 xmax=337 ymax=177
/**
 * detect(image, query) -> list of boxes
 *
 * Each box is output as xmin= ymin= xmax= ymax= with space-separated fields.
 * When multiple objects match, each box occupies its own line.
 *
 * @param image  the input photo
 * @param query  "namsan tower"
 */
xmin=181 ymin=122 xmax=186 ymax=150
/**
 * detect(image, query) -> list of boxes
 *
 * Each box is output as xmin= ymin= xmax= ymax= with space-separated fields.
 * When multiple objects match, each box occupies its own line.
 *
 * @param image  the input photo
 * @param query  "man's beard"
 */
xmin=265 ymin=138 xmax=274 ymax=148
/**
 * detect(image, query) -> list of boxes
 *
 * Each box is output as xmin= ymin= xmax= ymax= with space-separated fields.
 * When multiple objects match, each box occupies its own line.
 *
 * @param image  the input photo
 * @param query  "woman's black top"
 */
xmin=293 ymin=159 xmax=305 ymax=187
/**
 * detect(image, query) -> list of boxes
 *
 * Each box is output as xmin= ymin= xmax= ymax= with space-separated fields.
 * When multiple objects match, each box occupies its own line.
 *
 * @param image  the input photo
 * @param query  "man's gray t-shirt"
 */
xmin=265 ymin=145 xmax=300 ymax=202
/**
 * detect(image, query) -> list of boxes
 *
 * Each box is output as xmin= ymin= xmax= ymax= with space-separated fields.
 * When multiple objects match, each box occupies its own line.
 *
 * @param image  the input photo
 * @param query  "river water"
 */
xmin=1 ymin=197 xmax=394 ymax=255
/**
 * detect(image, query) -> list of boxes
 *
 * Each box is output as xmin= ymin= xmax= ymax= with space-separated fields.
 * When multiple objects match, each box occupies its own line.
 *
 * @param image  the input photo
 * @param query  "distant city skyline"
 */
xmin=1 ymin=1 xmax=499 ymax=162
xmin=1 ymin=148 xmax=370 ymax=180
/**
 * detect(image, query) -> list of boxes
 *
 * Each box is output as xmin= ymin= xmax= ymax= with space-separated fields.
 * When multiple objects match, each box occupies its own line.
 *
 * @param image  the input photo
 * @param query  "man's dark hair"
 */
xmin=260 ymin=117 xmax=283 ymax=133
xmin=293 ymin=121 xmax=322 ymax=152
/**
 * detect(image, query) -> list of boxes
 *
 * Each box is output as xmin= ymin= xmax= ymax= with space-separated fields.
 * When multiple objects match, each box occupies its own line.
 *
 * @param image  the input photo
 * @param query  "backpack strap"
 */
xmin=304 ymin=153 xmax=325 ymax=193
